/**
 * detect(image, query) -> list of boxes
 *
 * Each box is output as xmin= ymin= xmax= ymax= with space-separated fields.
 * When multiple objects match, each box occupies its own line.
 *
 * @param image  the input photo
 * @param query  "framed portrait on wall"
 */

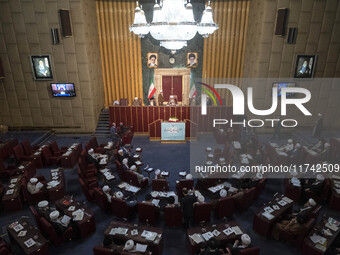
xmin=147 ymin=52 xmax=158 ymax=68
xmin=30 ymin=55 xmax=53 ymax=80
xmin=294 ymin=55 xmax=317 ymax=78
xmin=186 ymin=52 xmax=198 ymax=68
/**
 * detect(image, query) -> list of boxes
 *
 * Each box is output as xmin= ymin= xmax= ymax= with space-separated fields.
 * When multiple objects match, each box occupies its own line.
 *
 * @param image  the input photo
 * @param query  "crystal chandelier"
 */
xmin=129 ymin=0 xmax=218 ymax=51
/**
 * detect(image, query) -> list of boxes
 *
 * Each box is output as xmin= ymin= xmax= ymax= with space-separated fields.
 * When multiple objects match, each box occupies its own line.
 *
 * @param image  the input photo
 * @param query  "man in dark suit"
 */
xmin=180 ymin=188 xmax=197 ymax=229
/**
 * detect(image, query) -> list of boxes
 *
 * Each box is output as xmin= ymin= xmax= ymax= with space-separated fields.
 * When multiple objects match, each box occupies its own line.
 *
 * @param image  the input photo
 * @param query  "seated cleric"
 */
xmin=27 ymin=177 xmax=43 ymax=195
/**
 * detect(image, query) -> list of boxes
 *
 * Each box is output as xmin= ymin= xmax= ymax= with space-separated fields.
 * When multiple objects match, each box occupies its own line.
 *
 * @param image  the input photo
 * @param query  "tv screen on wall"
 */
xmin=51 ymin=83 xmax=76 ymax=97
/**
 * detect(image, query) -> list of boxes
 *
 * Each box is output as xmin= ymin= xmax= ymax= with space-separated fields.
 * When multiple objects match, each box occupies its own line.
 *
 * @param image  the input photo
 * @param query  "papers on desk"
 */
xmin=36 ymin=182 xmax=44 ymax=190
xmin=34 ymin=152 xmax=40 ymax=156
xmin=68 ymin=206 xmax=75 ymax=212
xmin=61 ymin=215 xmax=71 ymax=226
xmin=104 ymin=172 xmax=115 ymax=180
xmin=133 ymin=154 xmax=139 ymax=159
xmin=145 ymin=168 xmax=154 ymax=172
xmin=208 ymin=184 xmax=224 ymax=193
xmin=161 ymin=171 xmax=169 ymax=177
xmin=273 ymin=205 xmax=280 ymax=210
xmin=109 ymin=227 xmax=128 ymax=236
xmin=135 ymin=161 xmax=142 ymax=166
xmin=189 ymin=233 xmax=204 ymax=244
xmin=262 ymin=212 xmax=274 ymax=220
xmin=135 ymin=243 xmax=147 ymax=253
xmin=151 ymin=191 xmax=176 ymax=198
xmin=100 ymin=168 xmax=109 ymax=173
xmin=152 ymin=199 xmax=160 ymax=207
xmin=310 ymin=234 xmax=327 ymax=245
xmin=24 ymin=238 xmax=36 ymax=248
xmin=212 ymin=230 xmax=221 ymax=237
xmin=18 ymin=165 xmax=25 ymax=169
xmin=179 ymin=171 xmax=187 ymax=177
xmin=13 ymin=224 xmax=24 ymax=232
xmin=315 ymin=244 xmax=326 ymax=252
xmin=131 ymin=229 xmax=138 ymax=236
xmin=51 ymin=172 xmax=58 ymax=177
xmin=202 ymin=231 xmax=214 ymax=241
xmin=51 ymin=168 xmax=59 ymax=172
xmin=6 ymin=189 xmax=14 ymax=195
xmin=141 ymin=230 xmax=157 ymax=241
xmin=18 ymin=230 xmax=27 ymax=237
xmin=278 ymin=200 xmax=288 ymax=206
xmin=264 ymin=206 xmax=274 ymax=214
xmin=126 ymin=185 xmax=140 ymax=193
xmin=232 ymin=173 xmax=244 ymax=179
xmin=232 ymin=226 xmax=243 ymax=235
xmin=327 ymin=217 xmax=340 ymax=227
xmin=47 ymin=180 xmax=60 ymax=188
xmin=8 ymin=184 xmax=15 ymax=189
xmin=118 ymin=182 xmax=128 ymax=189
xmin=136 ymin=147 xmax=142 ymax=152
xmin=223 ymin=227 xmax=234 ymax=236
xmin=72 ymin=209 xmax=84 ymax=221
xmin=325 ymin=222 xmax=339 ymax=232
xmin=11 ymin=178 xmax=18 ymax=184
xmin=282 ymin=196 xmax=293 ymax=204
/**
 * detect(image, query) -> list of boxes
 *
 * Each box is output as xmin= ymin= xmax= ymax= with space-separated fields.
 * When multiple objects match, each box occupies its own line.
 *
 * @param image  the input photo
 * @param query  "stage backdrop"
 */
xmin=96 ymin=0 xmax=249 ymax=107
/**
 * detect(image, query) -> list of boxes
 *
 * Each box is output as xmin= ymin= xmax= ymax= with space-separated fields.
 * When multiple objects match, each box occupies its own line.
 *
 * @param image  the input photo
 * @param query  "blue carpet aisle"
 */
xmin=0 ymin=130 xmax=339 ymax=255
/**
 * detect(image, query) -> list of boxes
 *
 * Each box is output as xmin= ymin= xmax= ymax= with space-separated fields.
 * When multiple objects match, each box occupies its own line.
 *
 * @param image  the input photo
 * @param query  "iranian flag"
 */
xmin=189 ymin=84 xmax=197 ymax=98
xmin=148 ymin=79 xmax=156 ymax=99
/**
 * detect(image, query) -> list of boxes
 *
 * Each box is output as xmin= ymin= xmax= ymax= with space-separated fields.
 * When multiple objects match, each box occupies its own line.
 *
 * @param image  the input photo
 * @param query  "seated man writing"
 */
xmin=27 ymin=177 xmax=44 ymax=195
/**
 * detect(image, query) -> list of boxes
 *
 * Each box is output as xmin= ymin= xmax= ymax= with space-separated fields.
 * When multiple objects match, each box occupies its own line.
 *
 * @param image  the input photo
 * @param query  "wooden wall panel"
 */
xmin=96 ymin=1 xmax=143 ymax=107
xmin=202 ymin=0 xmax=250 ymax=106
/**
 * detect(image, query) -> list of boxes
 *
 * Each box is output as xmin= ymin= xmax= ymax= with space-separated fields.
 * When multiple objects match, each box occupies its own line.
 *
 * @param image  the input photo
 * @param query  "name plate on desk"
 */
xmin=161 ymin=122 xmax=185 ymax=141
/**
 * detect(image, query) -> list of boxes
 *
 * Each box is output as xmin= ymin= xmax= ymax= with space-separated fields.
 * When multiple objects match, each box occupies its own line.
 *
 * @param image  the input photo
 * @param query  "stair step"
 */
xmin=94 ymin=109 xmax=110 ymax=136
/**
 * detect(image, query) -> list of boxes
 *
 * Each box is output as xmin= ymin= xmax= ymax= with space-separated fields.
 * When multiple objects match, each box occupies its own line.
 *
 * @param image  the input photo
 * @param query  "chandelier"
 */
xmin=129 ymin=0 xmax=218 ymax=51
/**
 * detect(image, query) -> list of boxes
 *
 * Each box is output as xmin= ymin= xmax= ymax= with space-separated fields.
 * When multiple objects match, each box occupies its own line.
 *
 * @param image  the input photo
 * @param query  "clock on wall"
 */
xmin=169 ymin=56 xmax=175 ymax=64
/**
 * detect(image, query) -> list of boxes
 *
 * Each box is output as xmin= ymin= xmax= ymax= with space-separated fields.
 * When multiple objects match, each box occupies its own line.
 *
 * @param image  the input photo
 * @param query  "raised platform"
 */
xmin=109 ymin=106 xmax=233 ymax=137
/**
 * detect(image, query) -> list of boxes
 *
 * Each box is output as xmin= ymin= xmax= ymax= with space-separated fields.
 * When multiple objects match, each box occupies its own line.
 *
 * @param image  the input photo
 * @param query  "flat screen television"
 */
xmin=272 ymin=82 xmax=295 ymax=97
xmin=51 ymin=83 xmax=76 ymax=97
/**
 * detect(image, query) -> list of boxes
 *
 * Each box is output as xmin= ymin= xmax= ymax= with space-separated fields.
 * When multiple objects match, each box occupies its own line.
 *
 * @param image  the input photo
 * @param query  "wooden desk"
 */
xmin=60 ymin=143 xmax=82 ymax=168
xmin=118 ymin=182 xmax=141 ymax=194
xmin=301 ymin=217 xmax=340 ymax=255
xmin=2 ymin=175 xmax=23 ymax=212
xmin=46 ymin=168 xmax=65 ymax=202
xmin=7 ymin=219 xmax=48 ymax=255
xmin=253 ymin=194 xmax=293 ymax=237
xmin=187 ymin=221 xmax=246 ymax=255
xmin=328 ymin=178 xmax=340 ymax=211
xmin=55 ymin=195 xmax=95 ymax=239
xmin=104 ymin=221 xmax=163 ymax=255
